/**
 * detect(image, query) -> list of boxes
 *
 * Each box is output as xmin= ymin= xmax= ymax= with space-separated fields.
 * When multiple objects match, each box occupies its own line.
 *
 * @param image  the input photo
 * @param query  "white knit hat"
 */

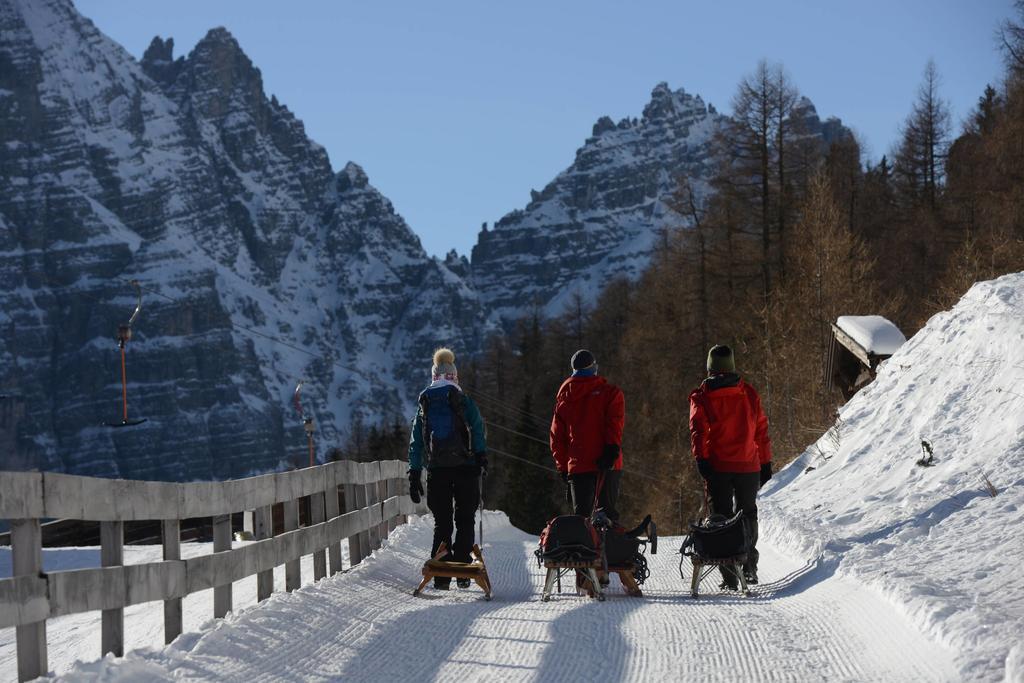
xmin=431 ymin=347 xmax=458 ymax=382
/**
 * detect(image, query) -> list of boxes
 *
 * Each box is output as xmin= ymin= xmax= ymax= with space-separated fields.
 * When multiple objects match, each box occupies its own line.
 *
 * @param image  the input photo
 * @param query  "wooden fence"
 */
xmin=0 ymin=459 xmax=423 ymax=682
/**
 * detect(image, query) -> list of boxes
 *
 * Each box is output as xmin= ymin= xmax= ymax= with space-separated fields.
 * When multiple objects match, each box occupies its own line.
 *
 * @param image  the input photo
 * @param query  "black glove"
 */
xmin=696 ymin=458 xmax=714 ymax=481
xmin=760 ymin=462 xmax=773 ymax=487
xmin=474 ymin=451 xmax=488 ymax=476
xmin=408 ymin=469 xmax=424 ymax=504
xmin=597 ymin=444 xmax=620 ymax=471
xmin=560 ymin=471 xmax=572 ymax=506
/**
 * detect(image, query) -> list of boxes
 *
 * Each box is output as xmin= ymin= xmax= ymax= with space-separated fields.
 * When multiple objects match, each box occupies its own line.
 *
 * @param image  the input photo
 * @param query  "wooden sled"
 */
xmin=413 ymin=543 xmax=492 ymax=600
xmin=540 ymin=560 xmax=643 ymax=601
xmin=685 ymin=553 xmax=751 ymax=598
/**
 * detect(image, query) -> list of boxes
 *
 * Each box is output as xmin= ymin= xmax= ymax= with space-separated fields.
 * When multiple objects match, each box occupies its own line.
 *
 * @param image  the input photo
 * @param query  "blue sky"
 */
xmin=77 ymin=1 xmax=1013 ymax=259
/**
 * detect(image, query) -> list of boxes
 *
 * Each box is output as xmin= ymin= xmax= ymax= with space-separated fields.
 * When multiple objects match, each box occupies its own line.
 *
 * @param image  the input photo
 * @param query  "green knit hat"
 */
xmin=707 ymin=344 xmax=736 ymax=373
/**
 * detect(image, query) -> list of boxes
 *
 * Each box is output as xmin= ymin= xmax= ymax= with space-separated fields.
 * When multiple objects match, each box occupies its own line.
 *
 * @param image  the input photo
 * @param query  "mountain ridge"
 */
xmin=0 ymin=0 xmax=846 ymax=479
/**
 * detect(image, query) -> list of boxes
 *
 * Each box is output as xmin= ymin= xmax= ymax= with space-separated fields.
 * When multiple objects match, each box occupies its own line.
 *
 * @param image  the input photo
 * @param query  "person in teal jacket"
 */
xmin=408 ymin=348 xmax=487 ymax=588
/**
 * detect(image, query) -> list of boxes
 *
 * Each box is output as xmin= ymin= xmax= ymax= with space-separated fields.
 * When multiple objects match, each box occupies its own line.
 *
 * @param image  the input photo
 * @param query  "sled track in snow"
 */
xmin=53 ymin=512 xmax=957 ymax=682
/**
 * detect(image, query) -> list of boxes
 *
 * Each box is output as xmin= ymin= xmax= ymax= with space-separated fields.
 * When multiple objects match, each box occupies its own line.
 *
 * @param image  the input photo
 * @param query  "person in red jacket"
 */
xmin=550 ymin=349 xmax=625 ymax=522
xmin=689 ymin=344 xmax=772 ymax=589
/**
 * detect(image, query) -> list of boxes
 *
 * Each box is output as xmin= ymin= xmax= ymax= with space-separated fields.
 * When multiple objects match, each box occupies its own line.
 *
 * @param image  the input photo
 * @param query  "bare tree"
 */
xmin=774 ymin=66 xmax=800 ymax=282
xmin=998 ymin=1 xmax=1024 ymax=76
xmin=893 ymin=60 xmax=952 ymax=210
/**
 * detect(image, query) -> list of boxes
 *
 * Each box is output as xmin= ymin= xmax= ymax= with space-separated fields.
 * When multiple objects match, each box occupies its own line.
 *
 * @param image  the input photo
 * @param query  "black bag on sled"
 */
xmin=685 ymin=511 xmax=749 ymax=560
xmin=603 ymin=525 xmax=640 ymax=566
xmin=536 ymin=515 xmax=600 ymax=563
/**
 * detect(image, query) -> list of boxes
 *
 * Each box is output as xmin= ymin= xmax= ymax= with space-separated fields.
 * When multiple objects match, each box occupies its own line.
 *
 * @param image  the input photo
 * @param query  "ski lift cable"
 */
xmin=471 ymin=393 xmax=551 ymax=430
xmin=116 ymin=278 xmax=573 ymax=427
xmin=487 ymin=447 xmax=561 ymax=476
xmin=120 ymin=276 xmax=576 ymax=429
xmin=111 ymin=277 xmax=679 ymax=490
xmin=487 ymin=445 xmax=679 ymax=498
xmin=115 ymin=278 xmax=543 ymax=421
xmin=116 ymin=277 xmax=403 ymax=392
xmin=470 ymin=388 xmax=553 ymax=425
xmin=483 ymin=418 xmax=675 ymax=488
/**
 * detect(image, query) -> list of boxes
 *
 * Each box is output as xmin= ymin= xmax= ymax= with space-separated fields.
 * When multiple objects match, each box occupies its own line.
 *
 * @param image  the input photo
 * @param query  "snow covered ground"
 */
xmin=762 ymin=273 xmax=1024 ymax=681
xmin=0 ymin=540 xmax=345 ymax=681
xmin=2 ymin=512 xmax=956 ymax=682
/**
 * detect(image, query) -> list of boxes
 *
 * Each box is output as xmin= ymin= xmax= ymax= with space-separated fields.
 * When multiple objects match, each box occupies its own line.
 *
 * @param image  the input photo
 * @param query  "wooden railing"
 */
xmin=0 ymin=460 xmax=422 ymax=682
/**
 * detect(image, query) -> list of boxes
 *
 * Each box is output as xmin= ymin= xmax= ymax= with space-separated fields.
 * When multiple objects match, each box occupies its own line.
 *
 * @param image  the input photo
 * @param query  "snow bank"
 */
xmin=836 ymin=314 xmax=906 ymax=355
xmin=762 ymin=273 xmax=1024 ymax=681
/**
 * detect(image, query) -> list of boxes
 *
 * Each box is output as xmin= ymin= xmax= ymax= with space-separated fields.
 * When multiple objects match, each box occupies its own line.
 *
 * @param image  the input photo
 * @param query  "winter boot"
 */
xmin=743 ymin=567 xmax=759 ymax=585
xmin=434 ymin=577 xmax=451 ymax=590
xmin=456 ymin=577 xmax=471 ymax=588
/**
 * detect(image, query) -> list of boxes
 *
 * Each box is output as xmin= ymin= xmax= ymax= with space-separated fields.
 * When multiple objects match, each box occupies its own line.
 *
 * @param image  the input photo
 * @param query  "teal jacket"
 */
xmin=408 ymin=385 xmax=486 ymax=471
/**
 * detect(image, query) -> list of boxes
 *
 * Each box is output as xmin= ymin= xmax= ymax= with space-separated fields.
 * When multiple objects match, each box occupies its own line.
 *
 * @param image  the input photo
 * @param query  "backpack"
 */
xmin=535 ymin=515 xmax=601 ymax=564
xmin=681 ymin=511 xmax=750 ymax=560
xmin=418 ymin=386 xmax=472 ymax=468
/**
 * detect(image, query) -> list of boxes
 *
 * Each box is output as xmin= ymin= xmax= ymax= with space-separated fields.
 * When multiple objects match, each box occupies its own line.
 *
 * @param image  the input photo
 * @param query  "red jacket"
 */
xmin=550 ymin=375 xmax=625 ymax=475
xmin=689 ymin=375 xmax=771 ymax=473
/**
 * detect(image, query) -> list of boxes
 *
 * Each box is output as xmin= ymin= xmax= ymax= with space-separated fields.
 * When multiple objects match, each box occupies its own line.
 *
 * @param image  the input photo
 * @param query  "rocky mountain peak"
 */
xmin=790 ymin=96 xmax=852 ymax=145
xmin=592 ymin=115 xmax=616 ymax=137
xmin=337 ymin=162 xmax=370 ymax=192
xmin=141 ymin=36 xmax=181 ymax=86
xmin=142 ymin=35 xmax=174 ymax=64
xmin=444 ymin=250 xmax=471 ymax=279
xmin=638 ymin=81 xmax=704 ymax=124
xmin=176 ymin=26 xmax=266 ymax=124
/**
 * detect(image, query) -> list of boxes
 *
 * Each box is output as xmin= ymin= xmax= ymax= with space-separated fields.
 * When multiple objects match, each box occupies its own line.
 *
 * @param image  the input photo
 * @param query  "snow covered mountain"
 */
xmin=761 ymin=272 xmax=1024 ymax=680
xmin=470 ymin=84 xmax=847 ymax=323
xmin=0 ymin=0 xmax=481 ymax=479
xmin=471 ymin=83 xmax=723 ymax=322
xmin=0 ymin=0 xmax=849 ymax=481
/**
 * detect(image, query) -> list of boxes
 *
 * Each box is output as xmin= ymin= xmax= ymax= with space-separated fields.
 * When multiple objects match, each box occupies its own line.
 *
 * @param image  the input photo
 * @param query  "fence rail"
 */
xmin=0 ymin=459 xmax=422 ymax=682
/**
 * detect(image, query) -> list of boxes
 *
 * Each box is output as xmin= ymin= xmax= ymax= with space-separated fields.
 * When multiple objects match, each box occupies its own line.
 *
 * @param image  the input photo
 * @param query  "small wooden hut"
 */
xmin=826 ymin=315 xmax=906 ymax=400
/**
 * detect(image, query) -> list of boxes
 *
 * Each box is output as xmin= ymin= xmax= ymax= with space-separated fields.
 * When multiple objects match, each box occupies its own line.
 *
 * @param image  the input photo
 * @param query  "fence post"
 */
xmin=344 ymin=480 xmax=363 ymax=566
xmin=254 ymin=505 xmax=274 ymax=601
xmin=283 ymin=498 xmax=301 ymax=591
xmin=386 ymin=476 xmax=399 ymax=532
xmin=311 ymin=489 xmax=326 ymax=581
xmin=162 ymin=519 xmax=182 ymax=643
xmin=213 ymin=514 xmax=232 ymax=618
xmin=359 ymin=475 xmax=374 ymax=555
xmin=100 ymin=520 xmax=124 ymax=658
xmin=12 ymin=518 xmax=46 ymax=682
xmin=376 ymin=468 xmax=388 ymax=543
xmin=324 ymin=468 xmax=342 ymax=575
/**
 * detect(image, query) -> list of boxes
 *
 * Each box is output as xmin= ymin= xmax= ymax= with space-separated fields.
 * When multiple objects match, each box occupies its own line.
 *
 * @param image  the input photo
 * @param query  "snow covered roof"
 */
xmin=835 ymin=315 xmax=905 ymax=356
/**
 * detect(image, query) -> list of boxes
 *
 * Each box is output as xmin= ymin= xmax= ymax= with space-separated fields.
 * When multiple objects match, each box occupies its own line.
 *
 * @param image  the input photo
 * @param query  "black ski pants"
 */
xmin=426 ymin=466 xmax=480 ymax=563
xmin=570 ymin=469 xmax=622 ymax=523
xmin=706 ymin=469 xmax=760 ymax=578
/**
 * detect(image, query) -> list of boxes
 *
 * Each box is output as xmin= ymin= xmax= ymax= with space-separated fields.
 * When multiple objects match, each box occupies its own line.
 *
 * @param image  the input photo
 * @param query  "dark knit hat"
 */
xmin=707 ymin=344 xmax=736 ymax=373
xmin=570 ymin=349 xmax=597 ymax=371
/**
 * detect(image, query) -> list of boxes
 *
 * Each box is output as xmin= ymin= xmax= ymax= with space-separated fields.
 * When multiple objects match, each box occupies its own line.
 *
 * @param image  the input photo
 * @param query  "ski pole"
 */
xmin=478 ymin=471 xmax=484 ymax=546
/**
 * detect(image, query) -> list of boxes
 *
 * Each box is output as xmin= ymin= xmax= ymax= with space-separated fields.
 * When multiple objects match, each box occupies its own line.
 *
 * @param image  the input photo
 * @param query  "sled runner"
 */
xmin=679 ymin=510 xmax=752 ymax=598
xmin=413 ymin=542 xmax=492 ymax=600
